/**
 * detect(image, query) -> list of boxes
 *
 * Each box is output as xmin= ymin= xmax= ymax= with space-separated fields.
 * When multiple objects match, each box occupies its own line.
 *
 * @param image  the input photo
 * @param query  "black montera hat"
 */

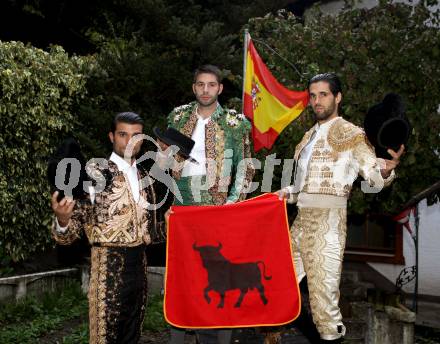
xmin=364 ymin=93 xmax=411 ymax=159
xmin=153 ymin=127 xmax=196 ymax=162
xmin=47 ymin=137 xmax=89 ymax=201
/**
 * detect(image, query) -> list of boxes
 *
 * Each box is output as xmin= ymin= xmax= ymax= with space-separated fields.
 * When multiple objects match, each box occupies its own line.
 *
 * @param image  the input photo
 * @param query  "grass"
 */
xmin=144 ymin=293 xmax=169 ymax=332
xmin=61 ymin=323 xmax=89 ymax=344
xmin=0 ymin=282 xmax=168 ymax=343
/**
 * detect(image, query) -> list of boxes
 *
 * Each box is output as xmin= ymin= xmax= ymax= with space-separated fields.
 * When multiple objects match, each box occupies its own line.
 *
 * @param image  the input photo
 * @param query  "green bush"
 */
xmin=245 ymin=0 xmax=440 ymax=214
xmin=0 ymin=41 xmax=97 ymax=261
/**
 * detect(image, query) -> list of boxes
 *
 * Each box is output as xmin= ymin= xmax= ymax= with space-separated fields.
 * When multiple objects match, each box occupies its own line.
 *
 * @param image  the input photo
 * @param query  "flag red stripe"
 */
xmin=243 ymin=93 xmax=254 ymax=121
xmin=252 ymin=126 xmax=280 ymax=152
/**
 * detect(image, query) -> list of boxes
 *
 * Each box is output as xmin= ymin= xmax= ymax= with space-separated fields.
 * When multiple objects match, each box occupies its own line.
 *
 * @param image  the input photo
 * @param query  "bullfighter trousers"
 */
xmin=291 ymin=206 xmax=347 ymax=341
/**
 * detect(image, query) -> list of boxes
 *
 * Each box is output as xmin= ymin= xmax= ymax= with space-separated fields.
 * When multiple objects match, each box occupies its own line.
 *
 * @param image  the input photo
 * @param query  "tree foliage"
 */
xmin=0 ymin=41 xmax=96 ymax=261
xmin=0 ymin=0 xmax=295 ymax=156
xmin=245 ymin=0 xmax=440 ymax=214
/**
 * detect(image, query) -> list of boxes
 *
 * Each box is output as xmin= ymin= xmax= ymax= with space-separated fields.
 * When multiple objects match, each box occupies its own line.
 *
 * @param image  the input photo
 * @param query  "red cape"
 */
xmin=164 ymin=193 xmax=300 ymax=328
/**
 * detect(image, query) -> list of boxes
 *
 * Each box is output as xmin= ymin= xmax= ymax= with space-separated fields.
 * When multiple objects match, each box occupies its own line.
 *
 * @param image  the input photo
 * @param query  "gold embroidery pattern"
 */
xmin=294 ymin=127 xmax=315 ymax=161
xmin=181 ymin=108 xmax=198 ymax=138
xmin=214 ymin=124 xmax=225 ymax=181
xmin=89 ymin=247 xmax=108 ymax=344
xmin=240 ymin=135 xmax=256 ymax=201
xmin=206 ymin=121 xmax=229 ymax=205
xmin=139 ymin=173 xmax=154 ymax=244
xmin=314 ymin=138 xmax=325 ymax=149
xmin=321 ymin=166 xmax=333 ymax=179
xmin=53 ymin=161 xmax=152 ymax=248
xmin=328 ymin=118 xmax=365 ymax=153
xmin=309 ymin=148 xmax=336 ymax=163
xmin=295 ymin=208 xmax=330 ymax=336
xmin=295 ymin=208 xmax=346 ymax=338
xmin=205 ymin=119 xmax=218 ymax=183
xmin=172 ymin=109 xmax=198 ymax=180
xmin=337 ymin=209 xmax=347 ymax=270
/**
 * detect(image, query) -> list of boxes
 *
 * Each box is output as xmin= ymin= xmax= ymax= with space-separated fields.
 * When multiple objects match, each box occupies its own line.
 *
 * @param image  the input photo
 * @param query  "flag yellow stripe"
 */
xmin=249 ymin=71 xmax=304 ymax=134
xmin=271 ymin=102 xmax=305 ymax=133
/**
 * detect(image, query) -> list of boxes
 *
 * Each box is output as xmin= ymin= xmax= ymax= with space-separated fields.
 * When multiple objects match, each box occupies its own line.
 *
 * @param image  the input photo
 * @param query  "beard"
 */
xmin=313 ymin=102 xmax=337 ymax=121
xmin=114 ymin=145 xmax=141 ymax=161
xmin=196 ymin=94 xmax=218 ymax=107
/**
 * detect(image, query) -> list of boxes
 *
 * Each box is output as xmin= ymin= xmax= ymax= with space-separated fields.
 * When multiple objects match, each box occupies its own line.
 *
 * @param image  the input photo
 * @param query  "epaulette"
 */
xmin=172 ymin=103 xmax=194 ymax=123
xmin=328 ymin=118 xmax=365 ymax=152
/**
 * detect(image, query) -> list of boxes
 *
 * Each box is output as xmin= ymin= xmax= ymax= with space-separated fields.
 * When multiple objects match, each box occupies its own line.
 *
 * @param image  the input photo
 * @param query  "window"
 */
xmin=345 ymin=213 xmax=404 ymax=264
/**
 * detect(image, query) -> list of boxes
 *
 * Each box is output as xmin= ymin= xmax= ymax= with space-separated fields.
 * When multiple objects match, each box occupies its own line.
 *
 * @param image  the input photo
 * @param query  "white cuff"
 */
xmin=282 ymin=186 xmax=298 ymax=204
xmin=383 ymin=169 xmax=396 ymax=183
xmin=55 ymin=218 xmax=69 ymax=234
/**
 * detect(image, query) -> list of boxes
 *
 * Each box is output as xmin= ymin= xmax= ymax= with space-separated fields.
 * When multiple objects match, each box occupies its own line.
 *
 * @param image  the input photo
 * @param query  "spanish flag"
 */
xmin=243 ymin=34 xmax=309 ymax=152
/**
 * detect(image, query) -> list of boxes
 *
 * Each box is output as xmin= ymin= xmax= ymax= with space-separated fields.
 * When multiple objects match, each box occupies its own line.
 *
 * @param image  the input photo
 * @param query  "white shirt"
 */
xmin=109 ymin=152 xmax=140 ymax=203
xmin=181 ymin=114 xmax=210 ymax=177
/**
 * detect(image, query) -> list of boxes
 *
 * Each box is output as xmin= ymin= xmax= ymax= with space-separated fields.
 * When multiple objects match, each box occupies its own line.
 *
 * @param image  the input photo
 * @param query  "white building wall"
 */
xmin=306 ymin=0 xmax=440 ymax=26
xmin=368 ymin=199 xmax=440 ymax=297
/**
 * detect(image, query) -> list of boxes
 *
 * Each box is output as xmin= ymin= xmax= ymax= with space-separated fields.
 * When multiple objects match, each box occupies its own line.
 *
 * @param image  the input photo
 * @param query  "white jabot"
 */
xmin=181 ymin=114 xmax=211 ymax=177
xmin=110 ymin=152 xmax=140 ymax=203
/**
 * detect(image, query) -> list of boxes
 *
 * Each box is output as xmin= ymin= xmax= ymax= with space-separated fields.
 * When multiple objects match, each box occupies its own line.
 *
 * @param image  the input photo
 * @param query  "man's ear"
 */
xmin=335 ymin=92 xmax=342 ymax=105
xmin=192 ymin=83 xmax=196 ymax=95
xmin=109 ymin=132 xmax=114 ymax=143
xmin=218 ymin=83 xmax=223 ymax=95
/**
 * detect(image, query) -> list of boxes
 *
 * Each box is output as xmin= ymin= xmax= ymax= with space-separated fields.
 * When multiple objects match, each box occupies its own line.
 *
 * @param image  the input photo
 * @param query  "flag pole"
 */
xmin=241 ymin=29 xmax=250 ymax=113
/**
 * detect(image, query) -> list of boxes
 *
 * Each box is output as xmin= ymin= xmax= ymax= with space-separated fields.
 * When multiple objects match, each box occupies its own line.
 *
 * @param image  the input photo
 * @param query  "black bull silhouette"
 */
xmin=193 ymin=242 xmax=272 ymax=308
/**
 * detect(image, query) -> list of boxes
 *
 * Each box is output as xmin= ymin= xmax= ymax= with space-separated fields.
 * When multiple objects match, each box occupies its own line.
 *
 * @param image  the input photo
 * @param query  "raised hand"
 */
xmin=381 ymin=144 xmax=405 ymax=178
xmin=51 ymin=191 xmax=75 ymax=227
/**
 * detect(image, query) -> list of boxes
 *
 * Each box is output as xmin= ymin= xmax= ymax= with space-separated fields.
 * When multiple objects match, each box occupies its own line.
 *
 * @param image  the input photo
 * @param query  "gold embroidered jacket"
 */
xmin=289 ymin=117 xmax=395 ymax=199
xmin=52 ymin=160 xmax=158 ymax=247
xmin=167 ymin=102 xmax=255 ymax=205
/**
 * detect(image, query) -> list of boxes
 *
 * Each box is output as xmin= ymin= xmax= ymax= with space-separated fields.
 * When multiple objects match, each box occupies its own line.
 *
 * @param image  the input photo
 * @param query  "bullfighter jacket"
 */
xmin=52 ymin=160 xmax=159 ymax=246
xmin=167 ymin=101 xmax=255 ymax=205
xmin=286 ymin=116 xmax=395 ymax=204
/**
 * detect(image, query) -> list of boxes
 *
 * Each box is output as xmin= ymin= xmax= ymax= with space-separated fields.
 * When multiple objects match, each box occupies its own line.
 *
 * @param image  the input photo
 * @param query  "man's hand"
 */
xmin=156 ymin=139 xmax=173 ymax=169
xmin=275 ymin=188 xmax=289 ymax=201
xmin=165 ymin=208 xmax=174 ymax=225
xmin=51 ymin=191 xmax=75 ymax=227
xmin=157 ymin=139 xmax=169 ymax=152
xmin=381 ymin=144 xmax=405 ymax=178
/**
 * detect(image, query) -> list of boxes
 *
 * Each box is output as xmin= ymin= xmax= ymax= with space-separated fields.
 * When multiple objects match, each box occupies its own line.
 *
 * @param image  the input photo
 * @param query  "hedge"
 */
xmin=0 ymin=41 xmax=96 ymax=261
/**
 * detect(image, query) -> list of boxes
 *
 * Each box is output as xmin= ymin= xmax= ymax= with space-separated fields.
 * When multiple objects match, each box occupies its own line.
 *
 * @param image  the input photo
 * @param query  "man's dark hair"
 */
xmin=193 ymin=64 xmax=223 ymax=83
xmin=110 ymin=112 xmax=144 ymax=133
xmin=308 ymin=73 xmax=342 ymax=96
